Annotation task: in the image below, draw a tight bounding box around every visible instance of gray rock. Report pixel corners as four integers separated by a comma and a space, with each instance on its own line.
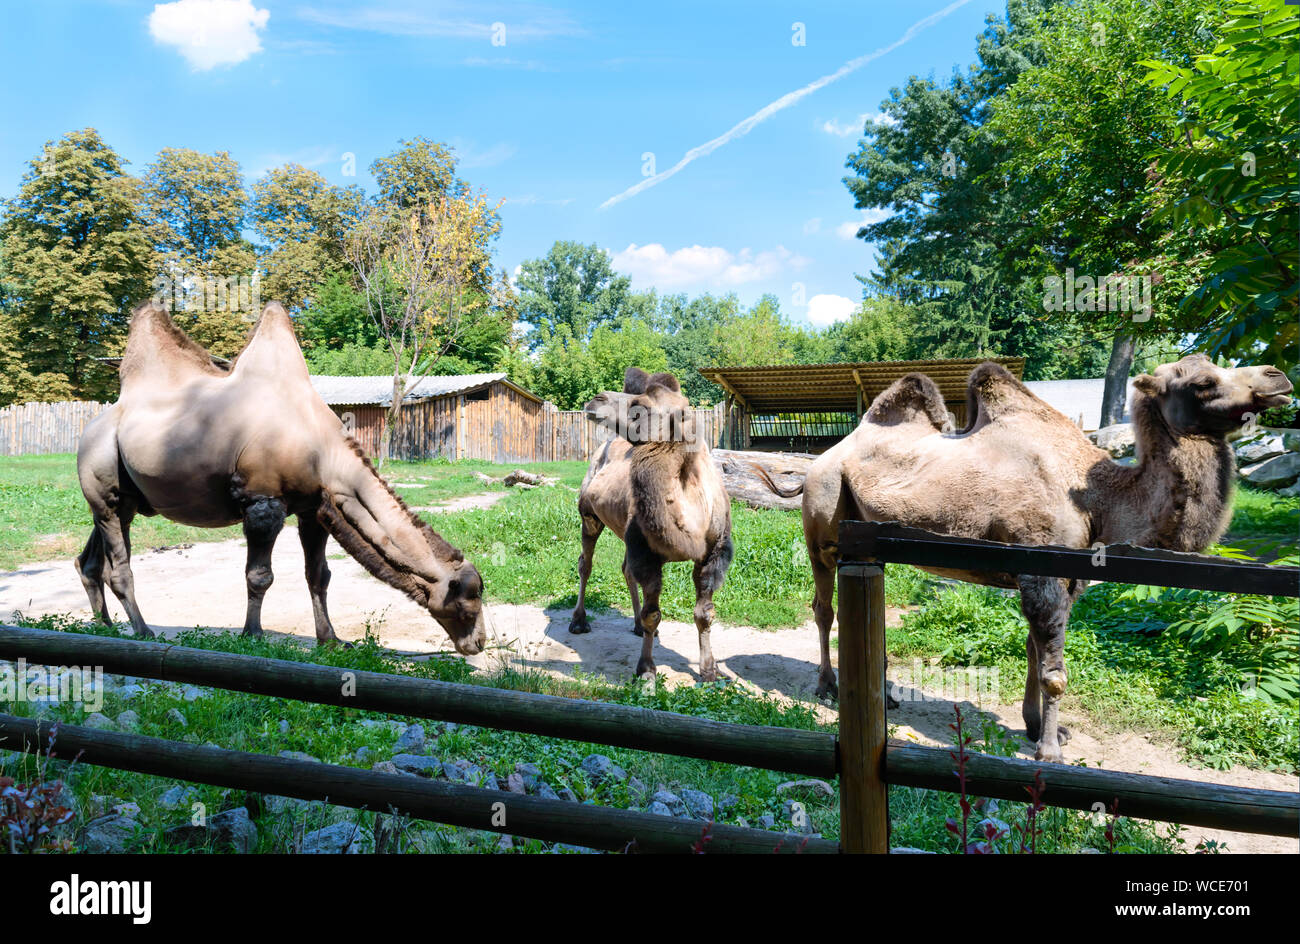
646, 801, 673, 818
391, 754, 442, 776
176, 684, 205, 702
158, 785, 198, 810
357, 719, 405, 733
393, 723, 426, 754
506, 773, 526, 795
1283, 431, 1300, 453
79, 814, 138, 854
775, 779, 835, 799
580, 754, 627, 784
649, 790, 686, 817
535, 782, 560, 801
757, 814, 776, 829
353, 746, 372, 764
975, 816, 1011, 841
719, 794, 739, 814
627, 776, 649, 806
1279, 481, 1300, 498
278, 719, 290, 735
264, 795, 327, 817
166, 807, 257, 853
166, 707, 187, 727
1241, 452, 1300, 488
891, 846, 936, 854
82, 712, 116, 731
1236, 434, 1285, 464
299, 822, 370, 854
680, 789, 714, 820
115, 710, 141, 730
782, 800, 816, 834
370, 761, 400, 775
557, 786, 578, 803
118, 684, 146, 701
1090, 423, 1136, 458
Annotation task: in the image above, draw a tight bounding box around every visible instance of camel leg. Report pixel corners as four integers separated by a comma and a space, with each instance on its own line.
691, 536, 733, 683
625, 521, 663, 681
1018, 575, 1075, 763
241, 497, 285, 638
569, 514, 603, 634
92, 502, 152, 639
75, 529, 111, 626
298, 510, 341, 645
1022, 632, 1042, 742
623, 554, 644, 636
810, 548, 838, 700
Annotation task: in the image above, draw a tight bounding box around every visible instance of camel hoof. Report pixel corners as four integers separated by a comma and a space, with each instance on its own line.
886, 692, 900, 710
1034, 743, 1064, 764
631, 624, 644, 637
816, 680, 839, 702
1057, 725, 1072, 746
568, 616, 591, 634
132, 627, 156, 640
699, 667, 719, 684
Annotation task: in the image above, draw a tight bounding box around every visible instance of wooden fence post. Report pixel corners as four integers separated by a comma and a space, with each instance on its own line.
837, 563, 889, 853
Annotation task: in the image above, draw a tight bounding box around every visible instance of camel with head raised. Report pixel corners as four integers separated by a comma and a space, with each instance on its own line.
74, 301, 487, 654
569, 368, 733, 681
798, 354, 1292, 762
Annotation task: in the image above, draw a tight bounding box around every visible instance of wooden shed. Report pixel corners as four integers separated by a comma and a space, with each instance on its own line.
310, 373, 547, 462
699, 358, 1026, 452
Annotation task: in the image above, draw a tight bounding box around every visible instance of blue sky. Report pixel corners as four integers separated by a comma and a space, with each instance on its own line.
0, 0, 1002, 328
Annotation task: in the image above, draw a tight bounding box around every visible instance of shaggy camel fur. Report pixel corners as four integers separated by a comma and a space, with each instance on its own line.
75, 301, 487, 653
798, 354, 1292, 762
570, 368, 733, 681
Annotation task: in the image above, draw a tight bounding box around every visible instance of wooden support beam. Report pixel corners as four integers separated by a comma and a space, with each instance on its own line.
837, 564, 890, 853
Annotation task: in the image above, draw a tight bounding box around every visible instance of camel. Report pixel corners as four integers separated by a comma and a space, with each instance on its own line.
796, 354, 1292, 762
569, 368, 733, 682
74, 301, 488, 654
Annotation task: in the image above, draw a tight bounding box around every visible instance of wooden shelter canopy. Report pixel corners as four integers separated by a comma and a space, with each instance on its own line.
699, 357, 1026, 414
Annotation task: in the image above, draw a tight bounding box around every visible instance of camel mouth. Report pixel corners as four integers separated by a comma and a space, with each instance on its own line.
1253, 389, 1294, 409
453, 637, 485, 656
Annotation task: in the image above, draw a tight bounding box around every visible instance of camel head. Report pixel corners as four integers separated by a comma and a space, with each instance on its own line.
430, 559, 488, 655
585, 371, 695, 446
1132, 354, 1293, 436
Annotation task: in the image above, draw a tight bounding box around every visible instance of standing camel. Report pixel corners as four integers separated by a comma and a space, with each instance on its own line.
569, 368, 733, 681
75, 301, 487, 654
798, 355, 1292, 762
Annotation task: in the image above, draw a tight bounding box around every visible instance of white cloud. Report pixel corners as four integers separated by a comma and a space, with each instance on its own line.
837, 208, 893, 240
802, 217, 822, 235
806, 294, 858, 327
821, 111, 899, 137
599, 0, 973, 209
611, 243, 807, 291
149, 0, 270, 70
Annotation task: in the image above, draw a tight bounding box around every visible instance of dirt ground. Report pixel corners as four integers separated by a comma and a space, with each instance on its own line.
1, 522, 1295, 855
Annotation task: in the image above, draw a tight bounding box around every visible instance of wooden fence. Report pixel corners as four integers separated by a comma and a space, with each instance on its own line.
1, 399, 724, 464
0, 522, 1296, 853
0, 401, 110, 456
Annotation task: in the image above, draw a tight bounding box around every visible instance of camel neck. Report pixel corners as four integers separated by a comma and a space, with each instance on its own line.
1098, 398, 1234, 552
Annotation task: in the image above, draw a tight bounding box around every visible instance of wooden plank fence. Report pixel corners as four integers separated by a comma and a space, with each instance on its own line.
1, 398, 723, 464
0, 401, 110, 456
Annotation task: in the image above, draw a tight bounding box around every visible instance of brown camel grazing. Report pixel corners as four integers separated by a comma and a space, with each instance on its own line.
797, 354, 1292, 762
74, 301, 487, 654
569, 368, 733, 682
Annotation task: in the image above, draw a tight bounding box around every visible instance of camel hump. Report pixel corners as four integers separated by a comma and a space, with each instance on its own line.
623, 367, 651, 393
962, 361, 1046, 429
119, 301, 226, 392
646, 372, 681, 393
866, 372, 949, 429
229, 301, 310, 381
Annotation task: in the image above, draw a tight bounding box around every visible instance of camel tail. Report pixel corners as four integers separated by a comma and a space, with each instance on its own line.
751, 462, 804, 499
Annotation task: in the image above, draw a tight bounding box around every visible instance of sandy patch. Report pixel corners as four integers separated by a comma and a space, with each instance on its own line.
1, 532, 1293, 854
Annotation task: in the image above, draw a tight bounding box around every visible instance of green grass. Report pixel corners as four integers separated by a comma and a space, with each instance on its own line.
1, 616, 1179, 854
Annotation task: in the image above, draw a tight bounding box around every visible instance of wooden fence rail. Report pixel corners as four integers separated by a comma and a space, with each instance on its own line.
835, 520, 1300, 853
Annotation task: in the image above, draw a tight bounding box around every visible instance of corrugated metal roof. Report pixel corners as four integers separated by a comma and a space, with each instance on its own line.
699, 358, 1025, 413
310, 372, 511, 406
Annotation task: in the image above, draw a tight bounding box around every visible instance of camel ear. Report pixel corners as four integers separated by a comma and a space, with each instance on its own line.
623, 367, 650, 394
1131, 374, 1166, 397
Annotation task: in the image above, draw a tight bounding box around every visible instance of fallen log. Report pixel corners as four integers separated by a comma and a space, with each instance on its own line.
713, 449, 812, 511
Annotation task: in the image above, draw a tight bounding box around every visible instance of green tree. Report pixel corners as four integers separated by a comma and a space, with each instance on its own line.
250, 164, 362, 314
0, 128, 153, 401
1141, 0, 1298, 365
141, 147, 259, 357
516, 241, 631, 346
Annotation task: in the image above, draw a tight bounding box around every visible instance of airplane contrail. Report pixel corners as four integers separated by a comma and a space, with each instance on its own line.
598, 0, 975, 210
